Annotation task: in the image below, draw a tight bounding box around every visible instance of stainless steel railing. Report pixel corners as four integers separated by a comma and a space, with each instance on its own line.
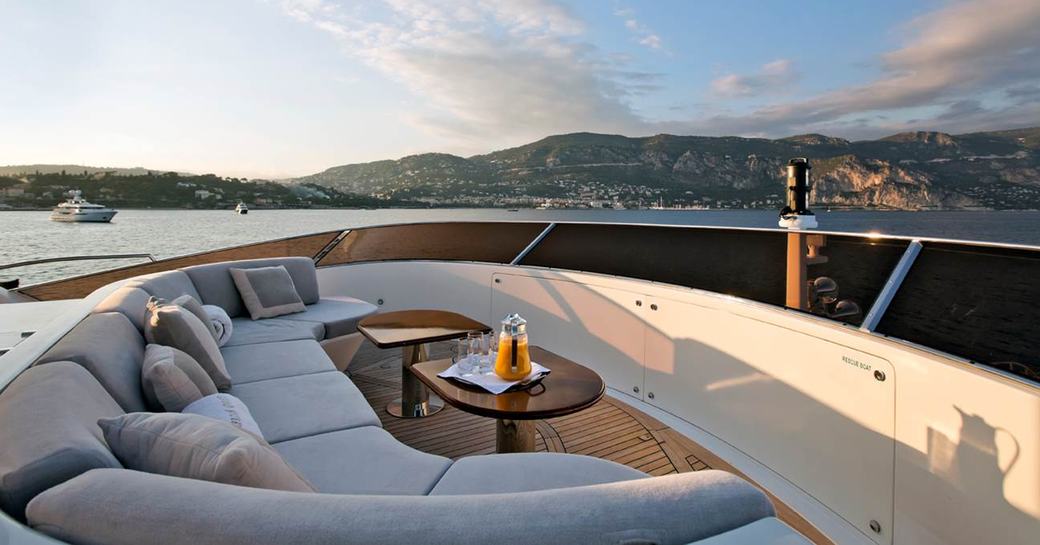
0, 254, 157, 289
0, 253, 157, 272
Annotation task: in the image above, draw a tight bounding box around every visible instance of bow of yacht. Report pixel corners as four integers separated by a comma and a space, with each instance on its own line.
0, 216, 1037, 545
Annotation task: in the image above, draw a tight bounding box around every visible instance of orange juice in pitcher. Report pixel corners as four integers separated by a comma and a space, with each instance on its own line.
494, 313, 531, 380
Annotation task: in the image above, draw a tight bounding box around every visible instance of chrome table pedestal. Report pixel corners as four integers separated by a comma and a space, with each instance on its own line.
356, 309, 491, 420
386, 343, 444, 418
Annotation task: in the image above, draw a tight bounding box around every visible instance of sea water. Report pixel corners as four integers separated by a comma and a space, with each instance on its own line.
2, 209, 1039, 285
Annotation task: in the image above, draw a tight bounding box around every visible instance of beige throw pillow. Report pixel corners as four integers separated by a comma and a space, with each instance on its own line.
229, 266, 306, 320
144, 298, 232, 391
141, 345, 219, 412
171, 294, 220, 342
98, 413, 315, 492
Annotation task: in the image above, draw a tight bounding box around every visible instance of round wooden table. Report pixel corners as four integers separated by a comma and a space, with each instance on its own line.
358, 310, 491, 418
410, 346, 605, 453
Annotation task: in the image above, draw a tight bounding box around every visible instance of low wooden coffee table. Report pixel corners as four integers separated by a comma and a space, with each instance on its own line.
358, 310, 491, 418
410, 346, 605, 453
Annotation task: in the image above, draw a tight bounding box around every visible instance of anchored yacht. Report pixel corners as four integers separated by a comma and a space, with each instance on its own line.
48, 190, 117, 223
0, 165, 1037, 545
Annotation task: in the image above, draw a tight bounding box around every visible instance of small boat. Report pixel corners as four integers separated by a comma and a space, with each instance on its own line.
49, 190, 117, 223
235, 202, 249, 215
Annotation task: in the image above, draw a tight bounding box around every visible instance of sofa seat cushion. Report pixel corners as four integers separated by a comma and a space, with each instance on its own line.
0, 363, 123, 520
224, 317, 323, 346
230, 371, 380, 443
278, 296, 378, 339
221, 340, 335, 385
274, 427, 451, 495
37, 312, 148, 412
429, 453, 645, 495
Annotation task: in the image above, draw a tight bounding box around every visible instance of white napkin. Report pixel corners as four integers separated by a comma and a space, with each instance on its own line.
438, 360, 550, 395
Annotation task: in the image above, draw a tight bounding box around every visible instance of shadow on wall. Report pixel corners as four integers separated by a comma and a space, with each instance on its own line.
900, 408, 1030, 544
482, 271, 1036, 545
349, 262, 1036, 544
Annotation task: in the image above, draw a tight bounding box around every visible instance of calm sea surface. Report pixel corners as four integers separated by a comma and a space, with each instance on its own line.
2, 208, 1040, 285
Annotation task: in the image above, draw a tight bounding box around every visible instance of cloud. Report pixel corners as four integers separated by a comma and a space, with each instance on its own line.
711, 59, 794, 97
685, 0, 1040, 137
616, 9, 664, 52
283, 0, 1040, 149
280, 0, 648, 151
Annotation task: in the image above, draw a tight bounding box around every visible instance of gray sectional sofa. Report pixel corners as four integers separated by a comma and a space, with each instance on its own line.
0, 257, 804, 545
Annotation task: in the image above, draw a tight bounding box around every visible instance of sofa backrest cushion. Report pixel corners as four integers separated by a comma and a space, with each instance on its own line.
36, 312, 148, 412
0, 362, 123, 521
93, 286, 152, 332
127, 271, 203, 303
181, 257, 319, 318
26, 468, 775, 545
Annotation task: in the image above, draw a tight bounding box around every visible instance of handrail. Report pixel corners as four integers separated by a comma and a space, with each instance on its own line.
510, 223, 557, 265
0, 253, 157, 272
860, 240, 923, 332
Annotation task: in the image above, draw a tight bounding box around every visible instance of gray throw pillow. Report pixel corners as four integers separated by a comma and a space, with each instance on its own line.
144, 298, 232, 391
171, 294, 220, 342
141, 345, 219, 412
230, 266, 306, 320
98, 413, 315, 492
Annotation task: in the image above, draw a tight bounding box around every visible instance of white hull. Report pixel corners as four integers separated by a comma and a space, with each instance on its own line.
49, 209, 117, 223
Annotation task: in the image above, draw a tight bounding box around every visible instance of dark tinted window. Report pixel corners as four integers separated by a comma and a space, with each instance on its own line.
317, 222, 548, 266
876, 242, 1040, 382
520, 224, 788, 305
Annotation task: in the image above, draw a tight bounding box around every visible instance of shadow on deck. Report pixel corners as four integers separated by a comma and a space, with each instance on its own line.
349, 340, 830, 544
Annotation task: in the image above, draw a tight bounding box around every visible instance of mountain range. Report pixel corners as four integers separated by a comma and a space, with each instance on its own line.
3, 127, 1039, 210
293, 127, 1040, 210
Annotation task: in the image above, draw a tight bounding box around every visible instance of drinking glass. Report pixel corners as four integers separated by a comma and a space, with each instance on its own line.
455, 338, 476, 376
473, 331, 493, 374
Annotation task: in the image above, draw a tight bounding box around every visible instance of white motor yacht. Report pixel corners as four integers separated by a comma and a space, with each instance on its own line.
235, 202, 249, 214
48, 190, 117, 223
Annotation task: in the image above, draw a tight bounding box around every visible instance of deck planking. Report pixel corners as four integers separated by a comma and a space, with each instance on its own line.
349, 340, 832, 544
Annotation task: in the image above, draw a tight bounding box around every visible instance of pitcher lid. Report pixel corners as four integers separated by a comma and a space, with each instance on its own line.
501, 313, 527, 335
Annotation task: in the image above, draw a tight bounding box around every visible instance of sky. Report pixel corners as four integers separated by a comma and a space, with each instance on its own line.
1, 0, 1038, 178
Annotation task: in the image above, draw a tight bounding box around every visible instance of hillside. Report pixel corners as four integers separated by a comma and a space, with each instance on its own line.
0, 170, 395, 209
0, 164, 193, 177
293, 128, 1040, 210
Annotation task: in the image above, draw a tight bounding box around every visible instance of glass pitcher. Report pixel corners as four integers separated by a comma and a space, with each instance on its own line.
494, 313, 531, 380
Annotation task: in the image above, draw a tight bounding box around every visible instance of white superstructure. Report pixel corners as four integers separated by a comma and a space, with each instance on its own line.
48, 191, 117, 223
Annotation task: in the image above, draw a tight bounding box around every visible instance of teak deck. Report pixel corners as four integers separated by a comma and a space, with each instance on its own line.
350, 340, 831, 545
